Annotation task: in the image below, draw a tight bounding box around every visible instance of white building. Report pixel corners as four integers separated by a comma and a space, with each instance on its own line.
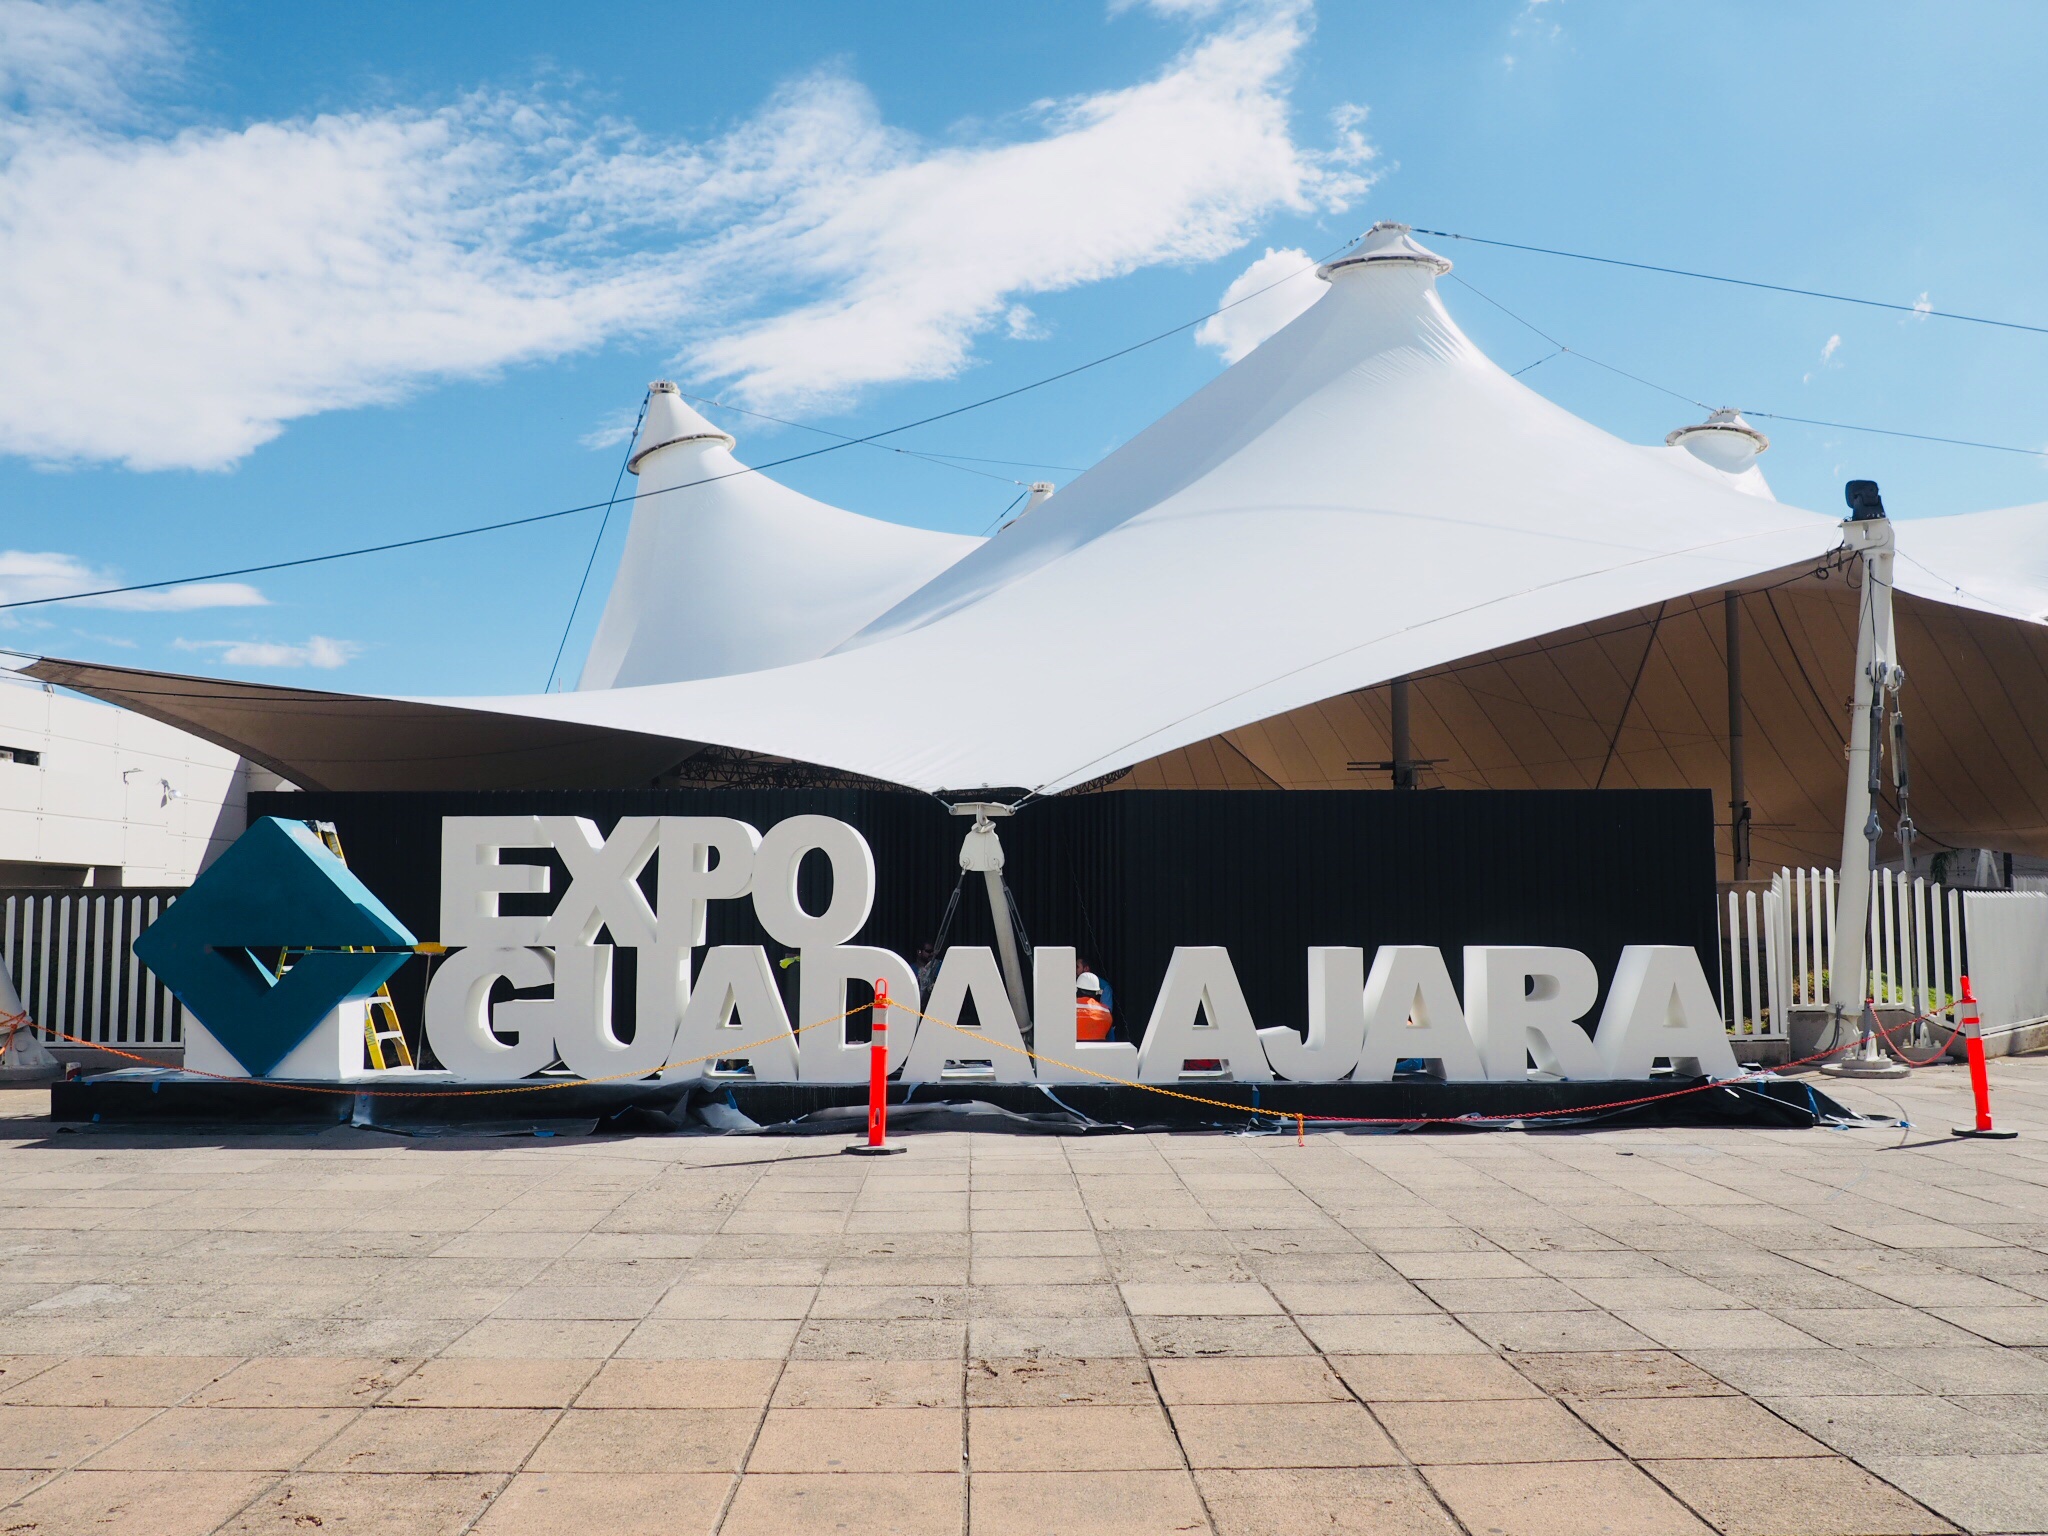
0, 667, 252, 887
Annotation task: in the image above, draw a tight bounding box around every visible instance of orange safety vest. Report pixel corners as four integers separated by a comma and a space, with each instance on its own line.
1076, 995, 1114, 1042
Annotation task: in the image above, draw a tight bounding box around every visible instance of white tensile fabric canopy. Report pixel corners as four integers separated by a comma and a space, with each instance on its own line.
577, 386, 983, 689
1892, 500, 2048, 624
435, 225, 1852, 792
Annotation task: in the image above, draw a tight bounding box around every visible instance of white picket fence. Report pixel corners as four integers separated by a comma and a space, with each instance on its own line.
1718, 867, 1965, 1040
1, 890, 185, 1049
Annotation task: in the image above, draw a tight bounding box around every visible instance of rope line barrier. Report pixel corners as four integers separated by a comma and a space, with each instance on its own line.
16, 994, 1978, 1126
885, 999, 1930, 1127
0, 1008, 32, 1061
1870, 1007, 1967, 1066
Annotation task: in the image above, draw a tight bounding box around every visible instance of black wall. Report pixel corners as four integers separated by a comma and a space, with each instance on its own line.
251, 788, 1717, 1048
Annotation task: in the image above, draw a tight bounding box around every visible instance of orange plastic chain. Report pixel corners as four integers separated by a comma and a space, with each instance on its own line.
884, 996, 1910, 1128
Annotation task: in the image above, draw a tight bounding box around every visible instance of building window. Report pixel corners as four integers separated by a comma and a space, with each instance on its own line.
0, 746, 41, 766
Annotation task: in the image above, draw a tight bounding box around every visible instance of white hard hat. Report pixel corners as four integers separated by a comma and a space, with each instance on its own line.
1076, 972, 1103, 995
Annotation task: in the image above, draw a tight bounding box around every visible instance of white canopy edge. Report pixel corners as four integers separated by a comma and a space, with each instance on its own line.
1893, 501, 2048, 624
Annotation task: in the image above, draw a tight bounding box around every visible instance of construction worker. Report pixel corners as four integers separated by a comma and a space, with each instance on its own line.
1075, 972, 1114, 1042
1076, 956, 1115, 1015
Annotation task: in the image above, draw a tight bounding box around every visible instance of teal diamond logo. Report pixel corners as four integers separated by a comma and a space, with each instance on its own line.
134, 818, 416, 1077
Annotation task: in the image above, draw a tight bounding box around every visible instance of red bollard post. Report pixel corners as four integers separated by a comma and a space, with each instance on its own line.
1951, 974, 2016, 1141
845, 978, 906, 1156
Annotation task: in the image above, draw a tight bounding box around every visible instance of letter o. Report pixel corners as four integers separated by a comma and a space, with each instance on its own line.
751, 816, 875, 948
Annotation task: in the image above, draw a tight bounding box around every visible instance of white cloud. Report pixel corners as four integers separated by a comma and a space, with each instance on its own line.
0, 0, 1369, 467
1326, 101, 1376, 170
0, 0, 171, 118
174, 635, 359, 668
579, 407, 642, 452
1504, 0, 1563, 66
1004, 304, 1046, 341
0, 550, 266, 611
0, 90, 669, 470
690, 8, 1369, 412
1194, 246, 1323, 362
1110, 0, 1240, 16
1803, 332, 1843, 384
95, 581, 266, 611
1911, 291, 1932, 321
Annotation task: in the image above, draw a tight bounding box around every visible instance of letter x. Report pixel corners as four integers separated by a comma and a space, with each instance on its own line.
537, 817, 660, 949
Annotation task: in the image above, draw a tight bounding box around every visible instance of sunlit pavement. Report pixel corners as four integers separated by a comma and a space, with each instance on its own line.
1, 1058, 2045, 1535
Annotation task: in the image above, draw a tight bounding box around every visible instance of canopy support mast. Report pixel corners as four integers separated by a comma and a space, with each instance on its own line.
1391, 679, 1416, 790
1726, 591, 1751, 883
1824, 482, 1908, 1079
952, 804, 1034, 1043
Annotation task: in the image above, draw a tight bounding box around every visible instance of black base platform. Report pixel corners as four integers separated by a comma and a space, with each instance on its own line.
50, 1070, 1859, 1133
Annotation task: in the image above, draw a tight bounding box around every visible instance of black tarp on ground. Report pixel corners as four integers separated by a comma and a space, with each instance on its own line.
52, 1070, 1857, 1133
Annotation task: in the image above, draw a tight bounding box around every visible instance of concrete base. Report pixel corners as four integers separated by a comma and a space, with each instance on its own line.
1728, 1037, 1791, 1068
1981, 1017, 2048, 1059
1822, 1056, 1912, 1080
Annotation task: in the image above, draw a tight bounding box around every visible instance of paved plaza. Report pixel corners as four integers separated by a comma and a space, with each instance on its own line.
2, 1059, 2046, 1535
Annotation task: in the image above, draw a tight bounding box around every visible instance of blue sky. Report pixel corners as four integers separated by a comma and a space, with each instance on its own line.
3, 0, 2044, 695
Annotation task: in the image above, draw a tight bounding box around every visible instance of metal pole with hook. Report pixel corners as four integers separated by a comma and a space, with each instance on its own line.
1824, 481, 1909, 1080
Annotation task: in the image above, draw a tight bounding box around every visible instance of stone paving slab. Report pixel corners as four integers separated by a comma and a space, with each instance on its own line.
0, 1055, 2045, 1533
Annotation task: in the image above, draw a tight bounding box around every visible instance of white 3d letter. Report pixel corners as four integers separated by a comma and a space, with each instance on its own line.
1258, 948, 1367, 1082
658, 818, 761, 948
1354, 946, 1485, 1082
1135, 947, 1272, 1083
900, 947, 1035, 1083
753, 816, 876, 949
1031, 945, 1139, 1085
538, 817, 661, 949
1593, 946, 1740, 1080
424, 945, 557, 1080
1464, 946, 1605, 1081
669, 946, 798, 1081
549, 941, 684, 1081
439, 817, 551, 947
797, 945, 920, 1082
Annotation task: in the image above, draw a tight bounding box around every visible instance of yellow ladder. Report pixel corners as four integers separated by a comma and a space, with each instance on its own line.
310, 821, 414, 1071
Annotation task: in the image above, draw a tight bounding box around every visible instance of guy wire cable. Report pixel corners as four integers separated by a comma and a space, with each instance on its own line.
1448, 273, 2048, 458
1415, 228, 2048, 337
672, 390, 1082, 484
545, 388, 647, 693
